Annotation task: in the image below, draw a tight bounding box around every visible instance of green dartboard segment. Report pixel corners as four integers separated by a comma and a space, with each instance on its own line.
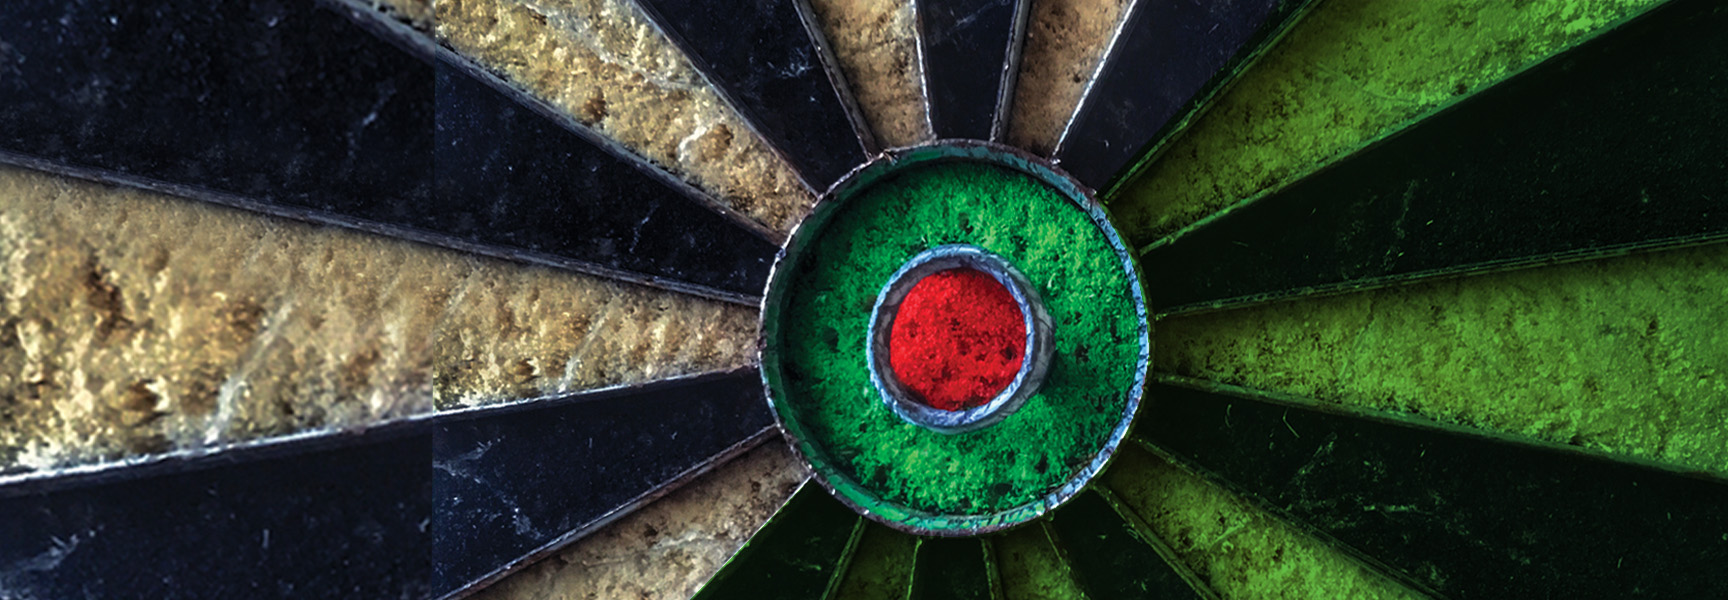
760, 142, 1150, 536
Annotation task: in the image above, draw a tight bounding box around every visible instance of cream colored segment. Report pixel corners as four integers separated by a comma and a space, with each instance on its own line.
808, 0, 932, 148
1155, 243, 1728, 477
470, 441, 810, 600
0, 167, 449, 470
0, 165, 757, 471
1008, 0, 1133, 156
1110, 0, 1663, 245
431, 258, 757, 410
1104, 445, 1429, 600
435, 0, 814, 237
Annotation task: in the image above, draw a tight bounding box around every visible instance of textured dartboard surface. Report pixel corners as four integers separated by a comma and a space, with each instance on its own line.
0, 0, 1724, 599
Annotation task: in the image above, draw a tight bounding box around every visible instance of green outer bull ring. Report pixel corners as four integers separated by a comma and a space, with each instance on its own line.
758, 140, 1151, 536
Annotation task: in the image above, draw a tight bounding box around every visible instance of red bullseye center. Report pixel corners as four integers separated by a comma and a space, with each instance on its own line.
888, 268, 1027, 411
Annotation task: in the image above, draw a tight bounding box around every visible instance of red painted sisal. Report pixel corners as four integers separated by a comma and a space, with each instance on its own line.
888, 268, 1027, 411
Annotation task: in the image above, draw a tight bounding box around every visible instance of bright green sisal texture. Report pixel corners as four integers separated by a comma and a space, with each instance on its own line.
779, 161, 1140, 515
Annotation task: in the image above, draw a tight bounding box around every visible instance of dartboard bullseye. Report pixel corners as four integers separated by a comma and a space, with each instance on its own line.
760, 141, 1150, 536
867, 243, 1052, 434
2, 0, 1723, 596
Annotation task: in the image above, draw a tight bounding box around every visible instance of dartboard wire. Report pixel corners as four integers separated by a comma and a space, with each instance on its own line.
991, 0, 1034, 144
1079, 0, 1318, 200
1131, 0, 1690, 259
907, 0, 939, 145
905, 535, 1000, 599
1088, 484, 1222, 600
625, 0, 872, 195
1130, 6, 1726, 319
0, 1, 775, 309
791, 0, 882, 155
911, 0, 1032, 143
1145, 235, 1728, 321
817, 512, 871, 599
1032, 520, 1092, 600
1121, 436, 1446, 600
0, 366, 771, 493
0, 404, 432, 494
0, 147, 760, 311
328, 0, 788, 248
428, 365, 758, 421
980, 535, 1007, 600
318, 0, 438, 63
442, 426, 785, 600
1045, 0, 1139, 162
1150, 373, 1728, 485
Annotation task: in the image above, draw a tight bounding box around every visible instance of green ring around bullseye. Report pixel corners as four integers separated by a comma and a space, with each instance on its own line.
759, 141, 1150, 536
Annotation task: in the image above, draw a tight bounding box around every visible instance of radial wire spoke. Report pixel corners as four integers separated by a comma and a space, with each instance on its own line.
0, 422, 434, 599
1045, 489, 1214, 600
691, 482, 864, 600
917, 0, 1031, 141
433, 369, 775, 597
909, 537, 1001, 600
1137, 381, 1728, 599
631, 0, 871, 189
829, 522, 920, 600
992, 522, 1088, 600
0, 0, 771, 305
1054, 0, 1311, 190
434, 56, 778, 297
1143, 0, 1728, 316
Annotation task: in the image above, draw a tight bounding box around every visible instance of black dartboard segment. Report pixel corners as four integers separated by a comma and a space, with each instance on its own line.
1144, 0, 1728, 316
1048, 491, 1209, 600
431, 371, 774, 595
633, 0, 869, 189
0, 426, 434, 600
918, 0, 1029, 141
0, 0, 771, 302
0, 0, 432, 236
1140, 381, 1728, 599
691, 483, 860, 600
1057, 0, 1307, 190
435, 59, 777, 298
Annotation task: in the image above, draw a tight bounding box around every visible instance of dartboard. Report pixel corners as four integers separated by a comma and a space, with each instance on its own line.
1, 0, 1724, 598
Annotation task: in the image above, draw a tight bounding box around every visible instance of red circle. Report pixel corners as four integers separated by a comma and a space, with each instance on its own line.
888, 268, 1027, 411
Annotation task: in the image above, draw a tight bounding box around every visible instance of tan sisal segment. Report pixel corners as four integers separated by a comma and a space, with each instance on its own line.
1007, 0, 1133, 156
1155, 243, 1728, 477
808, 0, 932, 149
435, 0, 814, 237
0, 165, 756, 472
